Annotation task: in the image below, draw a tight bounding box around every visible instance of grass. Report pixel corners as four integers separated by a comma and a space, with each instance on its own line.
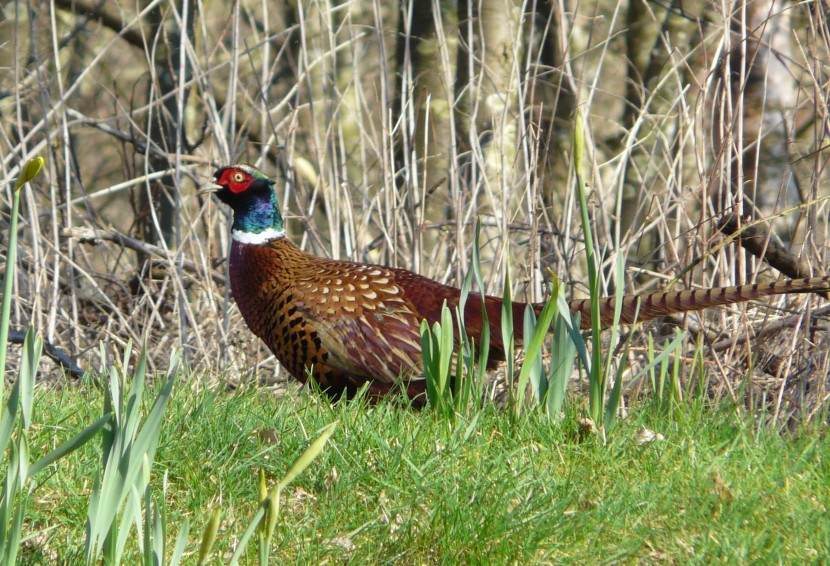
18, 379, 829, 564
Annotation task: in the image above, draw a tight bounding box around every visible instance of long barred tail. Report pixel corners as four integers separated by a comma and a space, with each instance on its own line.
567, 276, 830, 330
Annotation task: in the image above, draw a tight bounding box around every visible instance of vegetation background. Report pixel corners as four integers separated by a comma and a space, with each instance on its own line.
1, 0, 829, 562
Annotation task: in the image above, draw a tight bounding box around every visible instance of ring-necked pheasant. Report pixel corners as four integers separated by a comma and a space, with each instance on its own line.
205, 164, 830, 401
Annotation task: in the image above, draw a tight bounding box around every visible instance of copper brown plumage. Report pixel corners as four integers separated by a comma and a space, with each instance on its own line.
228, 235, 525, 399
206, 164, 830, 402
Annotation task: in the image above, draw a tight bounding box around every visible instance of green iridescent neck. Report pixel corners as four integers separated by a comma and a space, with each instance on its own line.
231, 188, 285, 243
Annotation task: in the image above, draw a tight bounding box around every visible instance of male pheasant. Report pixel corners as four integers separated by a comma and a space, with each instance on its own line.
206, 164, 830, 401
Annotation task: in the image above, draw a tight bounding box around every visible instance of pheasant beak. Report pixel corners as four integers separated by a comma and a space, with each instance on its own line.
199, 182, 223, 195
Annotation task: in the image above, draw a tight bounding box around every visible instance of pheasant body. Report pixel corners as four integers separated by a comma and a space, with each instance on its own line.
229, 236, 524, 399
208, 164, 830, 402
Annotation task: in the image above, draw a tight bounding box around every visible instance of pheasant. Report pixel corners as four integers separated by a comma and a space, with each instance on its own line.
205, 164, 830, 401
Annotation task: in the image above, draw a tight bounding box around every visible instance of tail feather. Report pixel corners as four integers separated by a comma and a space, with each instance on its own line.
567, 276, 830, 330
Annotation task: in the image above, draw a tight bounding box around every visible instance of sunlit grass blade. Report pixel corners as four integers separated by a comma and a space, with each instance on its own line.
476, 321, 490, 399
573, 112, 605, 426
671, 335, 683, 404
140, 481, 151, 566
257, 468, 267, 524
116, 463, 145, 564
452, 338, 467, 413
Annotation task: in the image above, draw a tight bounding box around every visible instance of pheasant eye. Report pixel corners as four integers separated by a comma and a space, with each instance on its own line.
232, 172, 246, 183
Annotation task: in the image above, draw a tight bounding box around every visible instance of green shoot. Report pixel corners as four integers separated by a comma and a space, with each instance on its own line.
229, 421, 337, 565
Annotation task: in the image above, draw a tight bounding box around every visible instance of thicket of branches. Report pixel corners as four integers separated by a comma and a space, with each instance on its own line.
1, 0, 828, 421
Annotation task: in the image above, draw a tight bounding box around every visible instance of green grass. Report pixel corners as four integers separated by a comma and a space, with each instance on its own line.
16, 379, 829, 564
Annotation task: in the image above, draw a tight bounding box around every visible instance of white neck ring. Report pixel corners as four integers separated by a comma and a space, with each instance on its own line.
231, 227, 285, 244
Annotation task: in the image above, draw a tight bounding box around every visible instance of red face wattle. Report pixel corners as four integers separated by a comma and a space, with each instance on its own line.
216, 168, 254, 194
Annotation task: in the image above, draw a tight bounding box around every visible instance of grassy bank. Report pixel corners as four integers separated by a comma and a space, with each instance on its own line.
19, 379, 828, 564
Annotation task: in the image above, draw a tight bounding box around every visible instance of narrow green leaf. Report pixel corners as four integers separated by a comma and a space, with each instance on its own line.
169, 517, 190, 566
671, 333, 683, 403
517, 296, 558, 412
0, 187, 21, 394
5, 494, 25, 566
258, 469, 267, 506
459, 257, 474, 328
16, 435, 29, 494
522, 307, 538, 408
470, 219, 491, 403
573, 112, 603, 424
547, 309, 576, 417
600, 254, 628, 413
197, 508, 221, 566
115, 480, 142, 564
228, 505, 266, 566
86, 348, 176, 562
604, 333, 633, 432
628, 331, 687, 387
476, 317, 490, 391
151, 502, 164, 566
573, 113, 584, 178
266, 488, 279, 538
647, 333, 657, 397
470, 219, 486, 294
1, 442, 22, 561
501, 255, 515, 409
278, 422, 337, 489
142, 483, 152, 566
19, 329, 42, 430
28, 414, 112, 479
0, 365, 22, 459
0, 156, 43, 397
437, 303, 453, 398
421, 320, 440, 406
501, 257, 514, 351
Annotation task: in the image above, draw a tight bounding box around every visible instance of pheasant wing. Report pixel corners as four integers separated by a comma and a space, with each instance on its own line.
291, 264, 427, 384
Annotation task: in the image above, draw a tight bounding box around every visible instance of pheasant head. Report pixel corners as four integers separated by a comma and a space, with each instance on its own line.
209, 164, 284, 244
